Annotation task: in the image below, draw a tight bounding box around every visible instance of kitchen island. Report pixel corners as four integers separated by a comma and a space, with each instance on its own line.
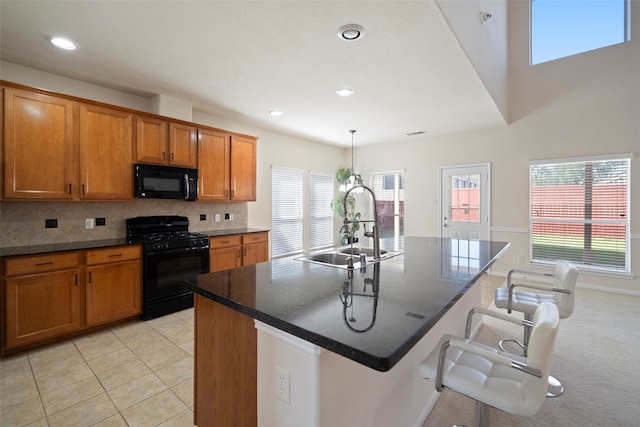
184, 237, 509, 427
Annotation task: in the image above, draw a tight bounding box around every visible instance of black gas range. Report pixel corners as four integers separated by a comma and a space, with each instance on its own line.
127, 216, 210, 320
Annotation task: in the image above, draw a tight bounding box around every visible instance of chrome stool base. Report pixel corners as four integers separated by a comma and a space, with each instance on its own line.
546, 375, 564, 398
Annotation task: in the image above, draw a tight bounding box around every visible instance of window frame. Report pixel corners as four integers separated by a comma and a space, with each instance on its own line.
529, 153, 632, 274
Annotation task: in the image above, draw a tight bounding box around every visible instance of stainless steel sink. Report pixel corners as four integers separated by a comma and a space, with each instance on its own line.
295, 248, 403, 269
303, 252, 355, 266
338, 247, 387, 257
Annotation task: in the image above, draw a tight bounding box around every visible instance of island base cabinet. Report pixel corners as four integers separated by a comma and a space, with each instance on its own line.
194, 294, 257, 427
5, 270, 82, 349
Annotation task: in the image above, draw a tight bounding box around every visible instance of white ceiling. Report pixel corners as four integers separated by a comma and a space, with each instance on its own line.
0, 1, 506, 147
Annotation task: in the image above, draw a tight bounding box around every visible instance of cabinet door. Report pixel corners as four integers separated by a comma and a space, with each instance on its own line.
86, 260, 141, 326
169, 122, 198, 168
198, 129, 231, 201
242, 242, 268, 266
230, 135, 256, 201
79, 104, 133, 200
135, 115, 168, 165
210, 246, 242, 272
5, 270, 82, 348
3, 87, 75, 199
241, 232, 269, 266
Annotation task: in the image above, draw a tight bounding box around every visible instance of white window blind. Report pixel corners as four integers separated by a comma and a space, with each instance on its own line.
530, 155, 630, 272
272, 166, 303, 258
310, 172, 334, 250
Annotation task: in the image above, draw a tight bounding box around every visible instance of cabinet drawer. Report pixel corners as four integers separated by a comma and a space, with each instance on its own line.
210, 235, 242, 249
242, 232, 268, 245
86, 245, 141, 266
4, 252, 79, 277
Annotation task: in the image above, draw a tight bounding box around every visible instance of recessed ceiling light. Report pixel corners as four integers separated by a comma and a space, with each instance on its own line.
269, 110, 283, 116
336, 88, 354, 97
337, 24, 365, 41
50, 37, 77, 50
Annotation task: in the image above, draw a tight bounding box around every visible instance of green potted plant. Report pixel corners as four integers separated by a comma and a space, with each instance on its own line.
331, 167, 364, 245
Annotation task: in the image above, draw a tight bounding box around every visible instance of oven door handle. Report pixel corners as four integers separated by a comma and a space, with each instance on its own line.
146, 245, 210, 257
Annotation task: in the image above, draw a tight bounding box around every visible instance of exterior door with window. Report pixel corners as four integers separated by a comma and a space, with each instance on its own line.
440, 164, 490, 240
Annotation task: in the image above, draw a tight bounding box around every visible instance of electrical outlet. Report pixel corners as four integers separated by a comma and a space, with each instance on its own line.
229, 213, 234, 221
276, 367, 290, 404
95, 217, 106, 226
224, 213, 230, 220
200, 214, 206, 221
85, 218, 94, 229
215, 214, 221, 223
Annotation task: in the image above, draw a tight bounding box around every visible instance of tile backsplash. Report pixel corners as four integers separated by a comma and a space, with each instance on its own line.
0, 199, 248, 248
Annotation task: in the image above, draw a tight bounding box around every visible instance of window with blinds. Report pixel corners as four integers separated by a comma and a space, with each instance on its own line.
310, 172, 334, 250
371, 170, 405, 252
529, 154, 631, 272
272, 166, 304, 258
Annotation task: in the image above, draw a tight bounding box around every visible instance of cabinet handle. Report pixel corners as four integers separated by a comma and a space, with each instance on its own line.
74, 274, 79, 286
36, 262, 54, 267
224, 190, 229, 197
162, 151, 166, 160
231, 190, 235, 198
237, 250, 241, 258
108, 253, 123, 258
69, 184, 72, 194
88, 272, 92, 283
82, 184, 85, 195
243, 248, 247, 256
171, 153, 175, 162
221, 240, 230, 244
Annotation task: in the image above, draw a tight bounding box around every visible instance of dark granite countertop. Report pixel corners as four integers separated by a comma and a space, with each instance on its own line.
183, 237, 509, 372
0, 228, 269, 258
0, 238, 133, 258
202, 228, 268, 237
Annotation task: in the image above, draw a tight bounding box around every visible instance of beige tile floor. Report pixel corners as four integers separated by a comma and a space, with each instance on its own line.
0, 308, 196, 427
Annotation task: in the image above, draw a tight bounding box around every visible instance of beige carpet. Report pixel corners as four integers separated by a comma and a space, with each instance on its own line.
422, 275, 640, 427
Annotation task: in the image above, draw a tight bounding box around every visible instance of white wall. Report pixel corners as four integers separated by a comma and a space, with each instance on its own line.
356, 2, 640, 294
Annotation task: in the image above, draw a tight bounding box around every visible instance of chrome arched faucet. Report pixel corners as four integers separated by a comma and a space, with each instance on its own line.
342, 184, 381, 261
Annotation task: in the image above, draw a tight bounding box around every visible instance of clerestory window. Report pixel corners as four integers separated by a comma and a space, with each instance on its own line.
531, 0, 631, 65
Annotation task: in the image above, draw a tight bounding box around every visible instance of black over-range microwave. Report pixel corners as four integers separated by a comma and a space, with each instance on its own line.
134, 163, 198, 201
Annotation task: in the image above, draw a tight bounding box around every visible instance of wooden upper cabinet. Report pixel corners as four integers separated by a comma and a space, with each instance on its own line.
3, 87, 75, 199
230, 135, 257, 201
198, 128, 231, 201
134, 118, 197, 168
169, 122, 198, 168
79, 104, 133, 200
134, 115, 169, 165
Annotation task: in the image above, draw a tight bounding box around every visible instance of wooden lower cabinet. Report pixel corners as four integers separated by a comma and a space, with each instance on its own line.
86, 246, 142, 326
210, 232, 269, 273
5, 269, 82, 349
194, 293, 257, 427
209, 235, 242, 273
2, 245, 142, 355
242, 232, 268, 266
